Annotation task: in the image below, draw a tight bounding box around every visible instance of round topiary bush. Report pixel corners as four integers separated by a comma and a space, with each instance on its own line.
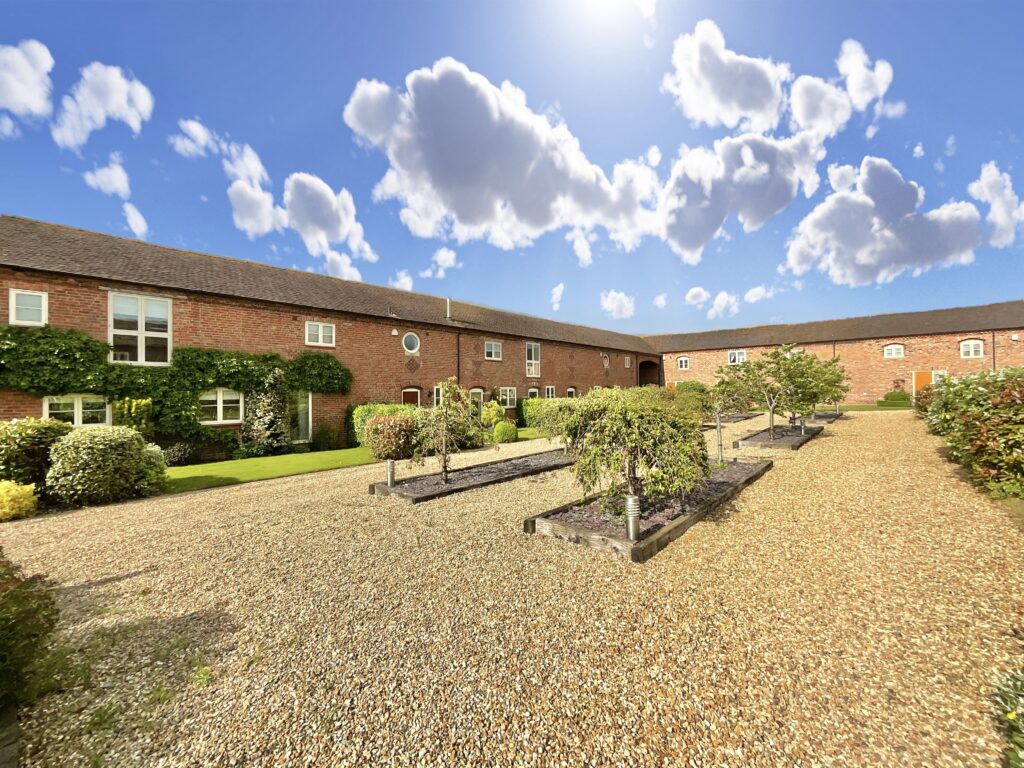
364, 414, 418, 460
46, 427, 167, 506
0, 481, 38, 523
492, 420, 518, 444
0, 418, 73, 498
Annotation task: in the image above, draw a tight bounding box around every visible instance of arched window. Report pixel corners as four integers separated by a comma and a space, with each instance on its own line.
960, 339, 984, 358
883, 344, 904, 359
566, 387, 576, 398
677, 356, 689, 370
527, 388, 539, 399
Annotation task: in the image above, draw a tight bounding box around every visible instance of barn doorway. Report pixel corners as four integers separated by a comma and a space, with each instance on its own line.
638, 359, 661, 387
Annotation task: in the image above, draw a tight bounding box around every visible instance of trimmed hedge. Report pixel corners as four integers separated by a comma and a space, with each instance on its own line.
348, 403, 417, 446
46, 427, 168, 506
0, 418, 73, 500
364, 414, 418, 460
492, 420, 519, 443
876, 390, 912, 407
674, 381, 709, 393
0, 548, 58, 705
519, 397, 571, 428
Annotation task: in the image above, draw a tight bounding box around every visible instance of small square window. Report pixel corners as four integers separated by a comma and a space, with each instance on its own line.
527, 388, 539, 399
9, 289, 48, 326
198, 388, 245, 425
499, 387, 517, 408
677, 357, 689, 371
960, 340, 984, 359
727, 350, 747, 365
44, 394, 109, 428
544, 386, 556, 398
108, 293, 172, 366
883, 344, 904, 359
484, 341, 503, 360
305, 321, 336, 347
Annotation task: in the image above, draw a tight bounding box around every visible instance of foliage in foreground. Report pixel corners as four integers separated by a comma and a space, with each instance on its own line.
0, 481, 38, 522
0, 418, 73, 501
492, 420, 518, 443
543, 387, 708, 500
364, 414, 418, 460
995, 667, 1024, 768
348, 403, 418, 446
413, 378, 489, 483
0, 548, 58, 706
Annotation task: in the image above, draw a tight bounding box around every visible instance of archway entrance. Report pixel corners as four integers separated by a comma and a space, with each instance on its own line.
638, 359, 661, 387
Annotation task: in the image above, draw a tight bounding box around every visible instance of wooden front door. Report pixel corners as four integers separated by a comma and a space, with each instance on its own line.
912, 371, 932, 395
402, 389, 420, 406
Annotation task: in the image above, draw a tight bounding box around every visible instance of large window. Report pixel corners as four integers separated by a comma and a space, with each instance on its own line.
199, 388, 243, 425
526, 342, 540, 377
960, 339, 984, 359
109, 293, 171, 365
544, 386, 555, 398
44, 394, 109, 428
484, 341, 502, 360
9, 289, 47, 326
883, 344, 904, 359
499, 387, 517, 408
288, 391, 311, 442
677, 356, 689, 371
727, 350, 747, 365
305, 321, 335, 347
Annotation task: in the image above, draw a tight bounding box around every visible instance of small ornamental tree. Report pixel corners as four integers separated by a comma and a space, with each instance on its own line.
414, 377, 488, 483
544, 387, 708, 501
813, 356, 851, 414
716, 353, 787, 440
708, 377, 756, 462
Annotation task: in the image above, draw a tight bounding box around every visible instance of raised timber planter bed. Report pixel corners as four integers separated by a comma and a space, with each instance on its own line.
523, 460, 772, 563
733, 425, 823, 451
370, 449, 572, 504
809, 411, 842, 423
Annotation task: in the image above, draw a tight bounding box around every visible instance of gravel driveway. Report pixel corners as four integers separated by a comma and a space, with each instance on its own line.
4, 412, 1023, 766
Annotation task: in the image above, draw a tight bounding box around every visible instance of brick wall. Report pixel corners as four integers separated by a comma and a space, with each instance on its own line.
662, 331, 1024, 403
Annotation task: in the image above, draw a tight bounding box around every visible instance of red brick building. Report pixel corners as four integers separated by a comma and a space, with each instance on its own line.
1, 215, 1021, 438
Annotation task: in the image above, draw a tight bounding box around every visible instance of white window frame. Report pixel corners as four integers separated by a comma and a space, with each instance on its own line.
499, 387, 517, 409
433, 384, 443, 406
469, 388, 484, 418
402, 331, 421, 355
527, 387, 539, 399
883, 344, 905, 359
8, 289, 48, 327
43, 394, 110, 428
198, 388, 244, 426
601, 353, 610, 369
960, 339, 984, 359
544, 386, 556, 398
108, 292, 172, 366
305, 321, 335, 347
401, 387, 421, 407
484, 340, 503, 361
288, 391, 313, 443
624, 355, 631, 369
566, 387, 576, 398
677, 356, 689, 371
526, 342, 540, 378
727, 349, 747, 365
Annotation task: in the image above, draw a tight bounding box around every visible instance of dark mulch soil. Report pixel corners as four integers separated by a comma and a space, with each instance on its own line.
548, 461, 768, 538
734, 425, 823, 449
374, 450, 572, 502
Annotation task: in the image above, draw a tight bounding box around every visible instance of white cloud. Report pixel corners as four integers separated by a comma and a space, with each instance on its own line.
343, 57, 660, 257
83, 152, 130, 199
707, 290, 739, 319
419, 246, 460, 278
646, 145, 662, 168
325, 250, 362, 282
566, 228, 595, 267
550, 282, 565, 311
122, 202, 148, 240
786, 156, 983, 286
633, 0, 656, 22
661, 19, 791, 134
0, 40, 54, 135
933, 157, 945, 174
912, 142, 924, 159
744, 284, 776, 303
789, 75, 852, 138
168, 118, 218, 157
600, 289, 635, 320
389, 269, 413, 291
968, 161, 1024, 248
945, 135, 957, 157
652, 292, 668, 309
865, 99, 906, 139
52, 62, 153, 150
283, 172, 376, 261
227, 179, 286, 239
684, 286, 710, 306
836, 40, 893, 111
827, 162, 858, 193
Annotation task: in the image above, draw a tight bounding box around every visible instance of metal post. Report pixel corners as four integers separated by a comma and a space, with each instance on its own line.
386, 459, 396, 488
625, 494, 641, 542
800, 417, 806, 436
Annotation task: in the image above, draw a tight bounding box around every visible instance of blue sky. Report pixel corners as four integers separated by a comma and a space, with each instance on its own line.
1, 0, 1022, 334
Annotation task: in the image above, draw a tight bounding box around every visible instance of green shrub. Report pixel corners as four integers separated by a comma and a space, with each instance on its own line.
311, 423, 343, 451
161, 441, 199, 467
674, 381, 709, 394
480, 400, 506, 429
0, 481, 38, 522
0, 418, 73, 499
995, 668, 1024, 768
913, 384, 934, 416
45, 427, 167, 506
284, 351, 352, 394
349, 403, 417, 446
364, 414, 418, 460
876, 390, 912, 407
239, 368, 290, 458
111, 397, 155, 438
492, 420, 518, 443
0, 548, 59, 706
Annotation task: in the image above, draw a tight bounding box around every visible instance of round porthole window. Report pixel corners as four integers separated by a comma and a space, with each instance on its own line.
402, 332, 421, 354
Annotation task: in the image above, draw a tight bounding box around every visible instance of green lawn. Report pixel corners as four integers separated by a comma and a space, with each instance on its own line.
839, 404, 913, 411
165, 446, 377, 494
517, 427, 551, 441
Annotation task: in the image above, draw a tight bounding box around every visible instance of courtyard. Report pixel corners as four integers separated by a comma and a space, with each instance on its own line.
3, 410, 1023, 766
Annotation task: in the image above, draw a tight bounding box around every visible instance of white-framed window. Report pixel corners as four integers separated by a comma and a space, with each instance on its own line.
288, 391, 312, 442
484, 340, 503, 361
198, 388, 244, 425
469, 388, 484, 418
601, 353, 610, 368
786, 348, 805, 358
544, 386, 556, 398
109, 292, 171, 365
566, 387, 576, 398
8, 289, 47, 326
624, 356, 631, 369
44, 394, 109, 428
727, 350, 747, 365
933, 370, 948, 384
401, 387, 421, 406
527, 387, 539, 399
526, 342, 540, 377
883, 344, 904, 359
960, 339, 984, 358
592, 385, 603, 391
433, 384, 443, 406
499, 387, 517, 408
402, 331, 421, 355
305, 321, 335, 347
677, 356, 689, 371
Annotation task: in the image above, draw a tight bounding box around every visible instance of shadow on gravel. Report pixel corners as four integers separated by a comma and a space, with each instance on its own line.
55, 565, 160, 599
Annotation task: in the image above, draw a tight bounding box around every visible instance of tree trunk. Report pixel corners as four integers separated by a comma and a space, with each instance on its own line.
768, 407, 775, 440
716, 412, 724, 463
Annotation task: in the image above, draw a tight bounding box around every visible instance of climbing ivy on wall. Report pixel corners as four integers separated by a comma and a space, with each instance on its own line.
0, 325, 352, 444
